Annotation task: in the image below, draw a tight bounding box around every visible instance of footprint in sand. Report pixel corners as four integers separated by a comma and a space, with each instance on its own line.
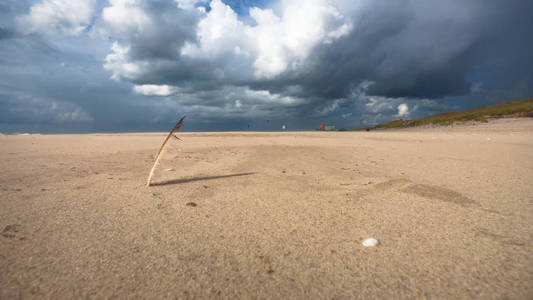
2, 224, 25, 240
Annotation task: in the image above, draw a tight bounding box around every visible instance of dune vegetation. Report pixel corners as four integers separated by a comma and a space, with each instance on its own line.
369, 98, 533, 130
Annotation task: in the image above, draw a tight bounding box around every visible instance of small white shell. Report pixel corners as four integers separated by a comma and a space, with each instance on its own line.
362, 238, 379, 247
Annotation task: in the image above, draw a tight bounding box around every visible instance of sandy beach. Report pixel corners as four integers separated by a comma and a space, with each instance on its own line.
1, 118, 532, 299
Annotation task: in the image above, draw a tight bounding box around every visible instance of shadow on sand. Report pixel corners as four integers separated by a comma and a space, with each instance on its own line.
151, 172, 257, 186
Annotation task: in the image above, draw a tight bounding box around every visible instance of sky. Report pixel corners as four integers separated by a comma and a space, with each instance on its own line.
0, 0, 532, 132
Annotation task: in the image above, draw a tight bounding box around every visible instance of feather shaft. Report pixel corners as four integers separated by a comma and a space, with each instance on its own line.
146, 115, 186, 186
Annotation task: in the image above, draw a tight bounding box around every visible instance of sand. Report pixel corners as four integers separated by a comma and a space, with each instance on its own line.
1, 118, 532, 299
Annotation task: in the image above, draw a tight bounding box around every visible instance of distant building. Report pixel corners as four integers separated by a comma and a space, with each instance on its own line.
317, 124, 335, 131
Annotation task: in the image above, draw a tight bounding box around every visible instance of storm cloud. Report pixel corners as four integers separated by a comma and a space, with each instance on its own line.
1, 0, 532, 132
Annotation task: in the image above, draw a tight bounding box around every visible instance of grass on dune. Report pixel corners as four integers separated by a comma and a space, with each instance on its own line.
370, 98, 533, 130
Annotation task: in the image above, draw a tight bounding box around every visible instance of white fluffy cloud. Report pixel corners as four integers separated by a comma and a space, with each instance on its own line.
396, 103, 410, 117
187, 0, 353, 78
103, 0, 353, 82
176, 0, 207, 10
133, 84, 177, 96
103, 42, 143, 81
15, 0, 96, 36
100, 0, 150, 35
244, 89, 305, 106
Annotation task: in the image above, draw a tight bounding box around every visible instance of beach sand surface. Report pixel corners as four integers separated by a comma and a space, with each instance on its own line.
1, 118, 532, 299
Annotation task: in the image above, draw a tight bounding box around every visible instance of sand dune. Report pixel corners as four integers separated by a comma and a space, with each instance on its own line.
1, 119, 532, 299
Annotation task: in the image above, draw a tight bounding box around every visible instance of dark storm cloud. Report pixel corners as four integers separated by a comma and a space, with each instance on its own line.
0, 27, 15, 40
281, 0, 533, 102
244, 0, 533, 127
110, 1, 198, 61
1, 0, 532, 133
107, 0, 532, 114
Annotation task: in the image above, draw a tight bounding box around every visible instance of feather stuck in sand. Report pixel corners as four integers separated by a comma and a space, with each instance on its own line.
146, 115, 186, 186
